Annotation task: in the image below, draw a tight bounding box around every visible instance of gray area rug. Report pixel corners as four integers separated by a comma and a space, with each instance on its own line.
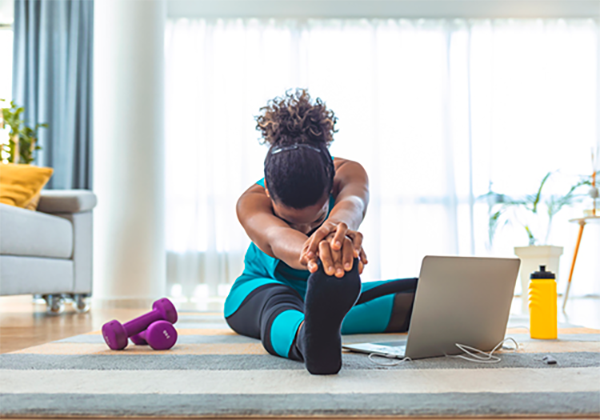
1, 313, 599, 417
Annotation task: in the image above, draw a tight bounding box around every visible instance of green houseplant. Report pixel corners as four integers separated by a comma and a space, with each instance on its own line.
481, 171, 591, 312
0, 99, 47, 164
483, 171, 591, 247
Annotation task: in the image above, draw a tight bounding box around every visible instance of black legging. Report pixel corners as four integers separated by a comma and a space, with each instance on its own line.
225, 276, 418, 360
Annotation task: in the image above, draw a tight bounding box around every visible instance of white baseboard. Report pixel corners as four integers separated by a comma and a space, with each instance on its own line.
91, 297, 157, 309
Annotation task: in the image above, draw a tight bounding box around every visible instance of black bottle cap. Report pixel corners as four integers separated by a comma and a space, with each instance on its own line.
530, 265, 555, 279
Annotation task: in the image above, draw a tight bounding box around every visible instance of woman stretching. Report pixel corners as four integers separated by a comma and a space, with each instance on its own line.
224, 89, 418, 375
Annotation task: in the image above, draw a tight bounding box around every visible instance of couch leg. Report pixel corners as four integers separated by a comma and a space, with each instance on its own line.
73, 294, 91, 313
32, 294, 47, 304
43, 294, 66, 314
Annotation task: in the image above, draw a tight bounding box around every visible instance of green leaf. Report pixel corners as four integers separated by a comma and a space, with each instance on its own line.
525, 225, 536, 246
488, 209, 506, 246
532, 171, 552, 213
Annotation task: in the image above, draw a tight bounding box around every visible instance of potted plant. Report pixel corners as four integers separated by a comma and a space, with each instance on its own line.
0, 99, 47, 164
482, 171, 591, 313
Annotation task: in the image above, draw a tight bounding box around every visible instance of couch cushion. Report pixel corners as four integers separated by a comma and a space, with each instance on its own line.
0, 203, 73, 259
0, 255, 74, 296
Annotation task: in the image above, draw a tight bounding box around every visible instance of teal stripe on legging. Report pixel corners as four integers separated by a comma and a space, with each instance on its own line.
341, 294, 394, 335
224, 278, 283, 318
271, 310, 305, 358
360, 279, 394, 292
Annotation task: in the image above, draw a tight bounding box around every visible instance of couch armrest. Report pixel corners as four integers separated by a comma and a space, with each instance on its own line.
37, 190, 98, 214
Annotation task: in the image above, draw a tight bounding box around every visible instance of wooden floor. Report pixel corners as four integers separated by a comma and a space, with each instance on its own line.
1, 294, 599, 420
0, 296, 151, 354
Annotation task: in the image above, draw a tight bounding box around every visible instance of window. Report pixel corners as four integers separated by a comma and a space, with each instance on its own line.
165, 18, 599, 301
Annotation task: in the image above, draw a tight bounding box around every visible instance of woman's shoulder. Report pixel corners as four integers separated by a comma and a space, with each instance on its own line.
333, 156, 364, 172
333, 156, 345, 169
332, 157, 368, 196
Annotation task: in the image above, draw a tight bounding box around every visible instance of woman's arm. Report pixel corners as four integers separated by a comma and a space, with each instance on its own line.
301, 158, 370, 275
237, 158, 369, 273
329, 158, 370, 231
236, 184, 309, 270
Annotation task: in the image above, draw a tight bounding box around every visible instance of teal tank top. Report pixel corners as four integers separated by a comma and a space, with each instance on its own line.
237, 177, 336, 298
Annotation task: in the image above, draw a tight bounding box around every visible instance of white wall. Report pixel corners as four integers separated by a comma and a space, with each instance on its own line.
93, 0, 167, 307
167, 0, 600, 19
0, 0, 13, 25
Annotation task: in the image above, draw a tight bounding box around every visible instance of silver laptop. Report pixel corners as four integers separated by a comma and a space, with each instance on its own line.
342, 255, 520, 360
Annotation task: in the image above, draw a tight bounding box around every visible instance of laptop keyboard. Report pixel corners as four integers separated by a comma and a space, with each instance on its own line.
369, 343, 406, 357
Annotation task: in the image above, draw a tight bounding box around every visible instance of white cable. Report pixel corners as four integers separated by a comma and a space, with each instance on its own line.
446, 337, 519, 364
368, 352, 412, 366
506, 325, 530, 351
365, 336, 521, 366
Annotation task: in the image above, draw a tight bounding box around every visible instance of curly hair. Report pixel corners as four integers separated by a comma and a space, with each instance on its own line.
257, 89, 337, 209
256, 89, 337, 146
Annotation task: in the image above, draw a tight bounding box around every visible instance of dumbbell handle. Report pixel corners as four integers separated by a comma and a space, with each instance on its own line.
122, 310, 163, 337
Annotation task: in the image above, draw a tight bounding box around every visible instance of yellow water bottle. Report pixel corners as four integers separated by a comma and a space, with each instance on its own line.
528, 265, 557, 339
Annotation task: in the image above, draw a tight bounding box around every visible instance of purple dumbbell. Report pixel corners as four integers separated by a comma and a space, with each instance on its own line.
102, 298, 178, 350
130, 320, 178, 350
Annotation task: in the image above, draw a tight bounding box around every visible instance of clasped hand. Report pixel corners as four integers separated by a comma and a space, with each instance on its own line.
299, 221, 368, 278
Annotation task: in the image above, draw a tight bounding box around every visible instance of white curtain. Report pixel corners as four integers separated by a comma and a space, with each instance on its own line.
165, 18, 600, 304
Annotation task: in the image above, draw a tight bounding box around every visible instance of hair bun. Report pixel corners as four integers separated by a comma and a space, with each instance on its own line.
256, 89, 337, 146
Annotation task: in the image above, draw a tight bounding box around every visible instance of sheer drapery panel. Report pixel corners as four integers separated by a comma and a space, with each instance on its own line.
165, 18, 599, 302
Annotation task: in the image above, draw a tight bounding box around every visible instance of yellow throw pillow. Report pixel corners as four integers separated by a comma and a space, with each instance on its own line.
0, 163, 54, 210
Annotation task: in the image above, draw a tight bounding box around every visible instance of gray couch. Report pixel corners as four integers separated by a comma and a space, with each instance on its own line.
0, 190, 97, 313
